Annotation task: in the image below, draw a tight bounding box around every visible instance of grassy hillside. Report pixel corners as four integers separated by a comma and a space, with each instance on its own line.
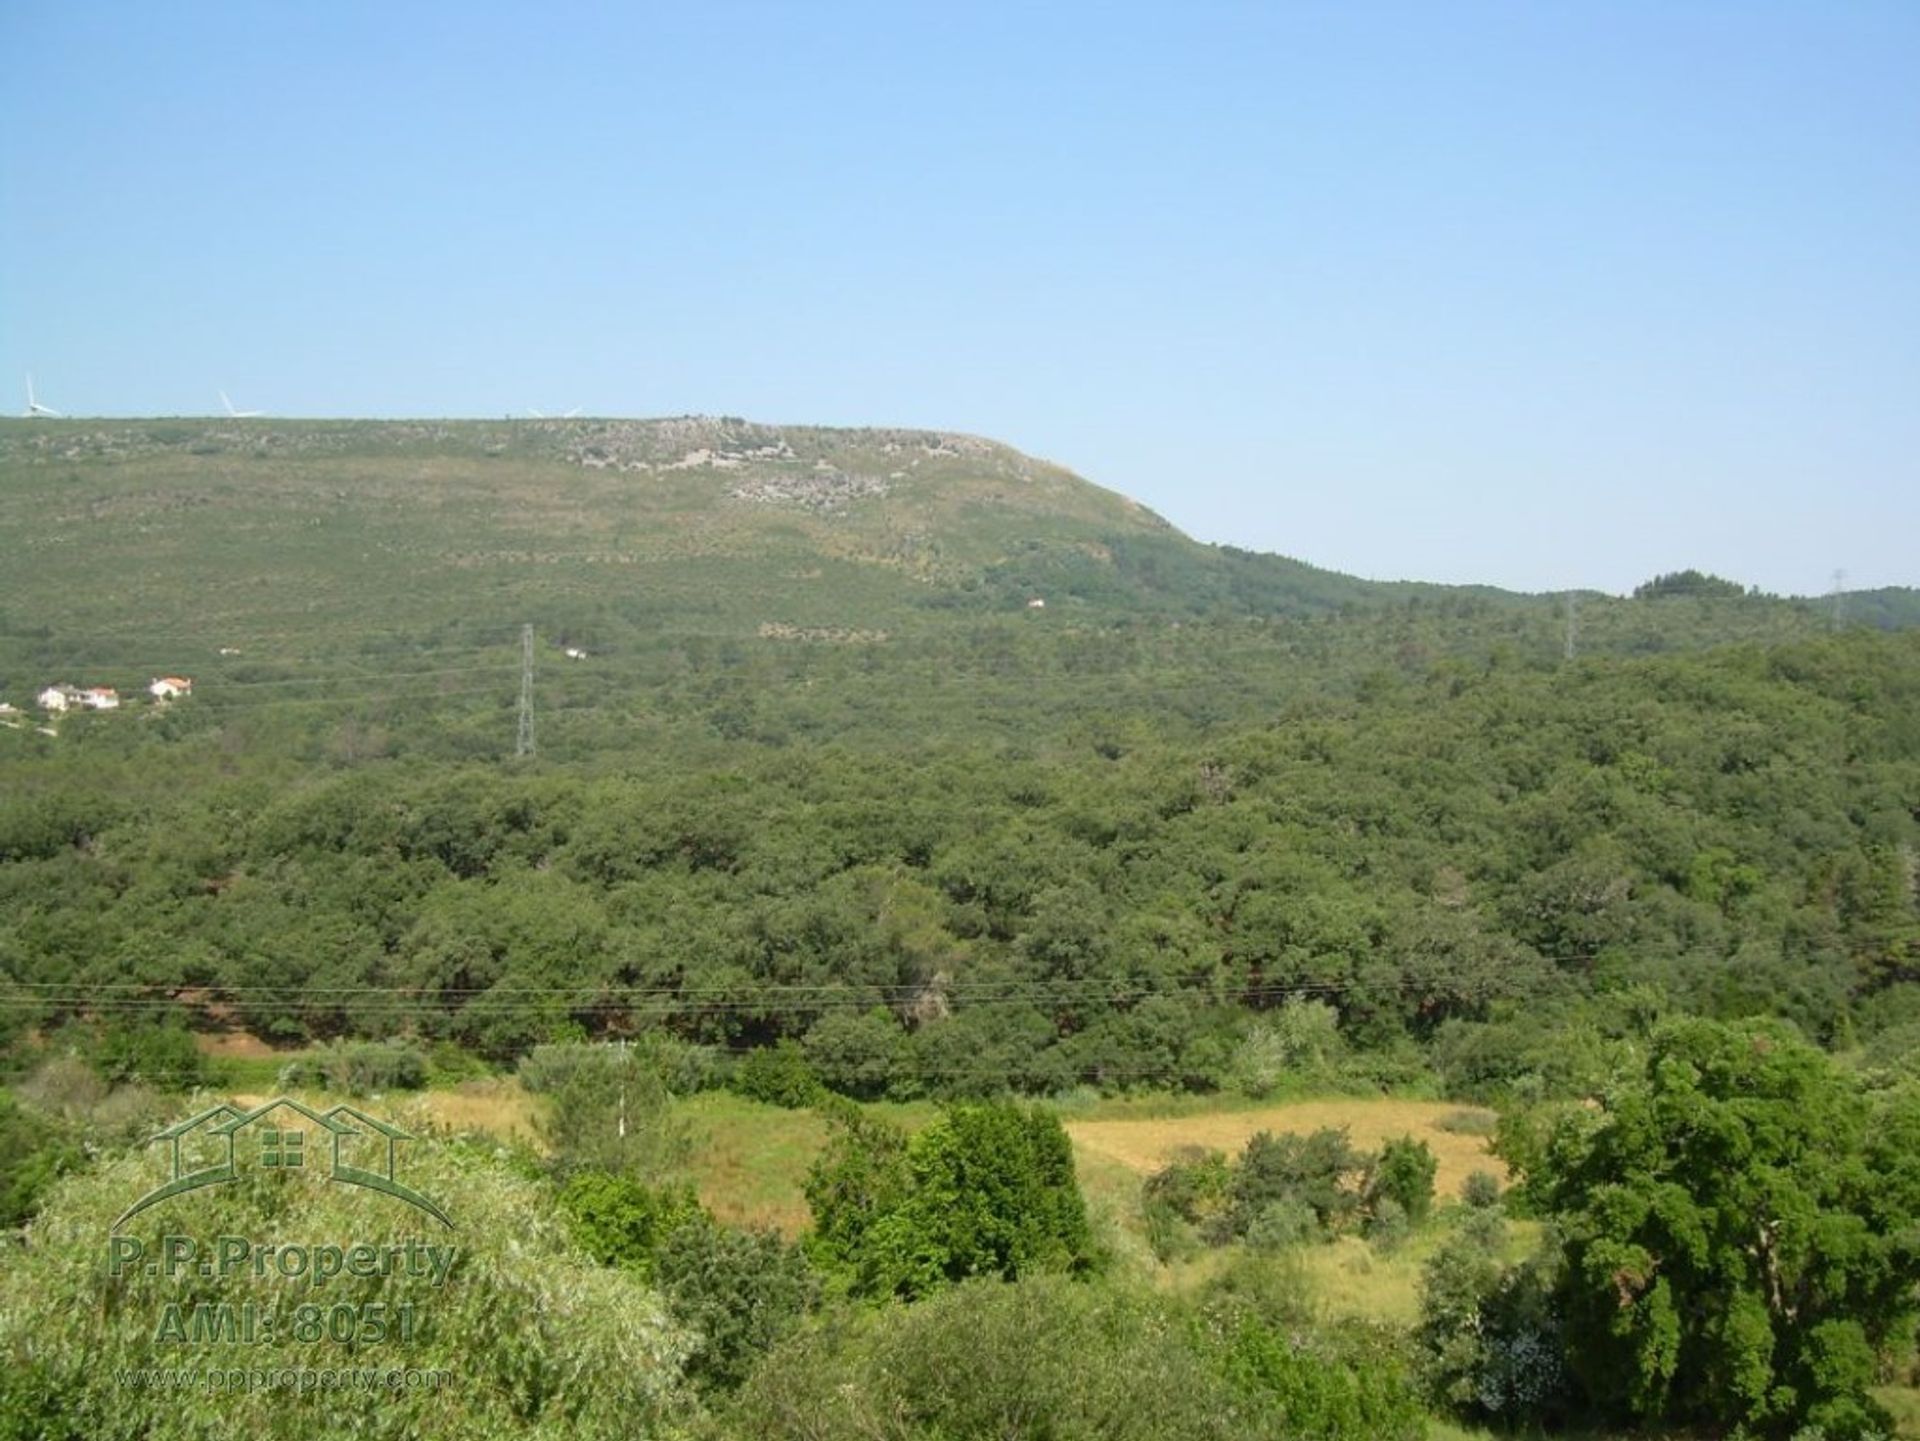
0, 416, 1885, 767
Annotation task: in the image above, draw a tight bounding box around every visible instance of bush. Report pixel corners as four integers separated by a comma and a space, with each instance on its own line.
424, 1041, 494, 1087
1365, 1195, 1411, 1251
1143, 1148, 1234, 1258
1231, 1126, 1366, 1238
1231, 998, 1347, 1097
1418, 1230, 1569, 1426
730, 1040, 824, 1109
802, 1102, 911, 1270
809, 1101, 1098, 1299
803, 1008, 913, 1101
0, 1139, 699, 1438
729, 1275, 1378, 1441
91, 1020, 207, 1092
1461, 1169, 1503, 1209
0, 1089, 80, 1230
654, 1214, 818, 1392
1367, 1135, 1438, 1227
1246, 1197, 1320, 1252
1213, 1311, 1427, 1440
557, 1170, 703, 1279
863, 1102, 1098, 1297
524, 1042, 689, 1178
279, 1039, 426, 1095
1436, 1108, 1499, 1137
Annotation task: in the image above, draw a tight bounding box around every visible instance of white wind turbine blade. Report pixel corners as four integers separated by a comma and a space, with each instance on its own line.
25, 374, 61, 417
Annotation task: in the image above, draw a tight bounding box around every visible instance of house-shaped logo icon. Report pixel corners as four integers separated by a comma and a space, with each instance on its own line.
114, 1096, 453, 1231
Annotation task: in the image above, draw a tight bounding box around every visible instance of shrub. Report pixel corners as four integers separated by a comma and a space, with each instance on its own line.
424, 1041, 494, 1087
1418, 1231, 1568, 1426
1231, 998, 1347, 1097
91, 1020, 207, 1092
1214, 1312, 1427, 1440
1246, 1197, 1321, 1252
0, 1140, 698, 1438
279, 1038, 426, 1095
728, 1277, 1285, 1441
730, 1040, 824, 1109
1230, 1126, 1366, 1238
1367, 1135, 1438, 1226
1436, 1107, 1499, 1136
1461, 1169, 1503, 1209
558, 1170, 703, 1279
525, 1042, 689, 1178
860, 1102, 1098, 1297
0, 1090, 80, 1230
1365, 1195, 1411, 1251
803, 1008, 913, 1101
654, 1214, 818, 1391
1142, 1147, 1234, 1257
809, 1101, 1098, 1299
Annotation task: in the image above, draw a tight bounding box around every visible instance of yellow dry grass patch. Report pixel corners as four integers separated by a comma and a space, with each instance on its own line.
1065, 1097, 1504, 1201
410, 1081, 544, 1144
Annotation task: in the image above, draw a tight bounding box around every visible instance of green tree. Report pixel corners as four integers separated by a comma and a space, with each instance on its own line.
1530, 1017, 1920, 1437
808, 1101, 1098, 1298
525, 1042, 690, 1179
729, 1039, 824, 1109
1367, 1135, 1438, 1228
654, 1214, 818, 1391
558, 1170, 703, 1279
862, 1102, 1097, 1297
1230, 1127, 1367, 1239
802, 1008, 911, 1100
802, 1102, 912, 1272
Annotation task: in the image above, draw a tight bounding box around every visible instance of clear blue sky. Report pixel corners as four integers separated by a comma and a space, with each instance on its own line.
3, 2, 1914, 595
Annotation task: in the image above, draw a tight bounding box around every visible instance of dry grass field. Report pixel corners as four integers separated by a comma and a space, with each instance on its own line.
1064, 1097, 1505, 1202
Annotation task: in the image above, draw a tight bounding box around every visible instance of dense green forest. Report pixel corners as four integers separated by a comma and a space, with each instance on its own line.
3, 419, 1918, 1439
6, 627, 1917, 1085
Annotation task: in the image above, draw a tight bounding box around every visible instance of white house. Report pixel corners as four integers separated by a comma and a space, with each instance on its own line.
1026, 597, 1047, 610
562, 646, 589, 660
37, 684, 79, 712
80, 687, 120, 711
149, 676, 193, 700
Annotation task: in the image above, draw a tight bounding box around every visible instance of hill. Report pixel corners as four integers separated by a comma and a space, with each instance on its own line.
0, 416, 1893, 762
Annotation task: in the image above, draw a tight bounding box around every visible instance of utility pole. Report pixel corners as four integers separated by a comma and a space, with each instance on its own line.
617, 1037, 629, 1140
516, 623, 535, 757
1563, 591, 1579, 661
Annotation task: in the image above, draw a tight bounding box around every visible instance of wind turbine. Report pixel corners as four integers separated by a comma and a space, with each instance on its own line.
526, 406, 582, 418
219, 390, 263, 418
24, 375, 62, 418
